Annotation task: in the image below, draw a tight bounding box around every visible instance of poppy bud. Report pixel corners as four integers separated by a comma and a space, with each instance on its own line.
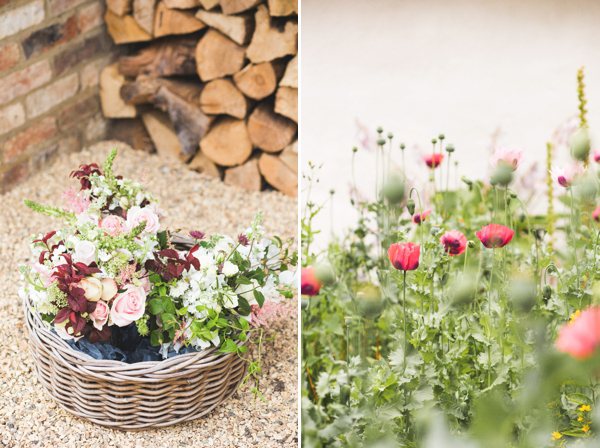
467, 240, 476, 248
461, 176, 473, 187
509, 278, 537, 313
406, 198, 416, 215
543, 285, 553, 300
356, 284, 384, 319
430, 227, 441, 236
580, 225, 592, 239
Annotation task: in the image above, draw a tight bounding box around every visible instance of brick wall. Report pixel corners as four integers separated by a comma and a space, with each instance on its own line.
0, 0, 114, 193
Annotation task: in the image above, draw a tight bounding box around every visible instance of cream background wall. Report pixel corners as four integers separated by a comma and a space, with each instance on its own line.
301, 0, 600, 248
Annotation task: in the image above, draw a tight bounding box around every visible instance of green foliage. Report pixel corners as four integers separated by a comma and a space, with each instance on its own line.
302, 125, 600, 447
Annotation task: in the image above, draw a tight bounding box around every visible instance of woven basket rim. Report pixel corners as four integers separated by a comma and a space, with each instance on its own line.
24, 293, 245, 374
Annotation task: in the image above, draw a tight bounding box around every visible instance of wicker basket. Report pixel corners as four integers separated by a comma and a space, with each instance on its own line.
24, 294, 248, 431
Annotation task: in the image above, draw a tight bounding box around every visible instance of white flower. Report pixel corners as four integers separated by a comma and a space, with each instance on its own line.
170, 281, 189, 298
279, 270, 297, 285
222, 261, 239, 277
235, 280, 260, 305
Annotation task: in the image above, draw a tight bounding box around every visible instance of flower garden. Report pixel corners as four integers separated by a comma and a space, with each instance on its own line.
301, 72, 600, 447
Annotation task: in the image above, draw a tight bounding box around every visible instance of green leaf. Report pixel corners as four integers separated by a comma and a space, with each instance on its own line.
218, 338, 238, 354
149, 273, 161, 284
253, 290, 265, 308
162, 296, 176, 314
237, 297, 252, 316
150, 329, 162, 346
148, 298, 164, 315
157, 231, 168, 250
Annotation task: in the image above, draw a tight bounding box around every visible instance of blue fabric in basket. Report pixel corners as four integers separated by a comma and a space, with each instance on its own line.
53, 324, 200, 364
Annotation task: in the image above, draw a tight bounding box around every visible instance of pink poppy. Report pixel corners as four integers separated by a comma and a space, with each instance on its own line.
439, 230, 467, 256
388, 242, 420, 271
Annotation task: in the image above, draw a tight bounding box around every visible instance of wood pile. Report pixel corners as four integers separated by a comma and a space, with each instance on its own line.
101, 0, 298, 196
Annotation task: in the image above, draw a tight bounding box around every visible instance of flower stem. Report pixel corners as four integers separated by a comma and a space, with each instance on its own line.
487, 251, 495, 388
403, 270, 408, 371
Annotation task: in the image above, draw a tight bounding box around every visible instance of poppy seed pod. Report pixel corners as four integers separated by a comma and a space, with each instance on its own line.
352, 147, 358, 153
491, 163, 513, 186
572, 128, 591, 162
406, 198, 416, 215
377, 126, 383, 134
400, 143, 405, 150
445, 144, 455, 153
438, 134, 445, 140
382, 175, 405, 204
377, 138, 386, 146
387, 132, 393, 139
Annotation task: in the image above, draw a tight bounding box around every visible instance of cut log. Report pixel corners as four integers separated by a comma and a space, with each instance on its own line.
120, 75, 203, 106
259, 153, 297, 197
154, 1, 205, 37
133, 0, 157, 35
195, 29, 246, 81
108, 117, 155, 152
153, 86, 211, 155
141, 110, 188, 163
200, 118, 252, 166
106, 0, 132, 16
119, 37, 197, 77
224, 158, 262, 191
163, 0, 201, 8
233, 62, 277, 100
246, 5, 297, 63
194, 10, 252, 46
247, 101, 296, 152
268, 0, 297, 16
100, 63, 137, 118
274, 86, 297, 122
198, 0, 219, 9
279, 140, 297, 174
220, 0, 262, 15
199, 79, 246, 119
279, 55, 297, 88
188, 151, 221, 178
105, 10, 153, 44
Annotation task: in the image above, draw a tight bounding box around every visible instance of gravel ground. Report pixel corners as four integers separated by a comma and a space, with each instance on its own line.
0, 142, 298, 447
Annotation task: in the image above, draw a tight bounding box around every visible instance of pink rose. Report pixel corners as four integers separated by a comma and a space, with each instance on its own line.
101, 278, 118, 302
90, 300, 109, 330
99, 215, 124, 236
125, 206, 160, 234
138, 271, 152, 293
74, 240, 96, 266
110, 284, 146, 327
32, 263, 54, 287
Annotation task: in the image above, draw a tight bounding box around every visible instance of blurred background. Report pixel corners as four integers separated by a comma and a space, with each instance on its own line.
301, 0, 600, 248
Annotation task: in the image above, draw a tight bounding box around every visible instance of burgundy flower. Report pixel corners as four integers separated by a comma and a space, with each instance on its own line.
423, 154, 443, 169
476, 223, 514, 249
301, 267, 322, 296
238, 234, 249, 246
189, 231, 205, 240
388, 242, 420, 271
439, 230, 467, 256
70, 163, 101, 190
413, 209, 431, 225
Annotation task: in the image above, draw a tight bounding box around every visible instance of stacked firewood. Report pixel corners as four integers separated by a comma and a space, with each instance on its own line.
100, 0, 298, 196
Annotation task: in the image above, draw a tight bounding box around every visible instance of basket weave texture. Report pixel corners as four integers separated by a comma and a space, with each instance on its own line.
24, 294, 247, 431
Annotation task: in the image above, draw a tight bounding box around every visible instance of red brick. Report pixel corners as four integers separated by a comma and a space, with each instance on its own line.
0, 60, 52, 106
22, 14, 78, 59
2, 116, 57, 163
78, 1, 105, 33
25, 73, 80, 118
0, 0, 10, 7
80, 57, 110, 90
0, 102, 25, 136
29, 132, 82, 172
58, 93, 100, 129
0, 161, 29, 193
0, 42, 20, 73
47, 0, 86, 16
54, 33, 110, 76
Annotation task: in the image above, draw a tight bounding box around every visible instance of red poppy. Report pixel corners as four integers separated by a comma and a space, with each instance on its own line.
475, 223, 514, 249
439, 230, 467, 256
593, 206, 600, 222
413, 209, 431, 225
388, 242, 420, 271
301, 267, 322, 296
556, 306, 600, 359
423, 154, 444, 168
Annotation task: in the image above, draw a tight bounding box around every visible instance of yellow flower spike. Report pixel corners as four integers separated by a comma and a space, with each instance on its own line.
552, 431, 562, 441
579, 405, 591, 412
578, 417, 583, 422
583, 424, 590, 432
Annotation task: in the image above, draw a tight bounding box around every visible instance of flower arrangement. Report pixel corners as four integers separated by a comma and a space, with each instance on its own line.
19, 149, 297, 391
301, 71, 600, 447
